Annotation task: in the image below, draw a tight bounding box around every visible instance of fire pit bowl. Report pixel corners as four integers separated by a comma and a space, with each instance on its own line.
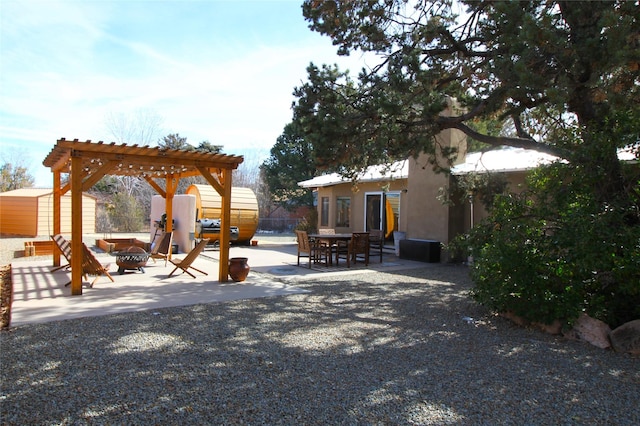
114, 246, 150, 275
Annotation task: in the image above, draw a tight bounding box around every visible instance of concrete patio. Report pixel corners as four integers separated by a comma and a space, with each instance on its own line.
8, 240, 428, 326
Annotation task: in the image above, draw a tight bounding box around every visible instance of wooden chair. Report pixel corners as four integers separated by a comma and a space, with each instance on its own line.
295, 230, 329, 268
50, 234, 72, 272
336, 232, 370, 267
368, 229, 384, 263
65, 243, 115, 287
168, 238, 210, 278
318, 228, 336, 235
317, 228, 338, 262
150, 231, 173, 266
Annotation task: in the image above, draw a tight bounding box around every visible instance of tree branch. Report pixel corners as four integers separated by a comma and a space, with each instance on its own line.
441, 120, 572, 159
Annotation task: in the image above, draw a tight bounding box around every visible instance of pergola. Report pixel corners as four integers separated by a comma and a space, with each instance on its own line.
42, 138, 244, 295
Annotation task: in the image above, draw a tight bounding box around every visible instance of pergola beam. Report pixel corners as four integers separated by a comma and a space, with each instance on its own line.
144, 176, 167, 198
81, 160, 118, 191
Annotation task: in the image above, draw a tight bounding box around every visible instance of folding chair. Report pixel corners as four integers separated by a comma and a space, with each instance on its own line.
168, 239, 210, 278
65, 243, 115, 288
150, 231, 173, 266
50, 234, 72, 272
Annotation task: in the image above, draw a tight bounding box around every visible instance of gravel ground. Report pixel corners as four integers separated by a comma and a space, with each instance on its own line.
1, 236, 51, 265
1, 264, 638, 425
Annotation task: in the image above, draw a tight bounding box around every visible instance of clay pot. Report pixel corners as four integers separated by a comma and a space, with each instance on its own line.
229, 257, 250, 282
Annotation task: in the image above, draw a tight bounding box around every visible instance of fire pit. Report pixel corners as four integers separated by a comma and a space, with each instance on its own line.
114, 246, 150, 275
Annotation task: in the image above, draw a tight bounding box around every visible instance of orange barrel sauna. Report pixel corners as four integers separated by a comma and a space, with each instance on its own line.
186, 185, 259, 245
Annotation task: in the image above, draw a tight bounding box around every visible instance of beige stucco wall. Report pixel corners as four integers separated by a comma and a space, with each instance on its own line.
404, 126, 467, 244
316, 179, 408, 233
405, 154, 451, 242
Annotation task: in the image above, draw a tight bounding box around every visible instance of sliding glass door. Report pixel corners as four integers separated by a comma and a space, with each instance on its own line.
365, 192, 400, 242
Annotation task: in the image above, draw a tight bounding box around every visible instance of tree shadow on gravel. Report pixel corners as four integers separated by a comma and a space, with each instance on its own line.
1, 264, 638, 425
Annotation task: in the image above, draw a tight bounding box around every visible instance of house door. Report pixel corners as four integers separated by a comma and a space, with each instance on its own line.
365, 192, 400, 241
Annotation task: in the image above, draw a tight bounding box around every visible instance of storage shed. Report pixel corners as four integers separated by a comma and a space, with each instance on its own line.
0, 188, 96, 237
186, 185, 258, 244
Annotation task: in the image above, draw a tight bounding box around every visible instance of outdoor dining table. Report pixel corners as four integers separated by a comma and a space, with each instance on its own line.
308, 233, 356, 265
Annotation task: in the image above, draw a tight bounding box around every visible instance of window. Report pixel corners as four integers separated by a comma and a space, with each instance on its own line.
336, 197, 351, 227
320, 197, 329, 226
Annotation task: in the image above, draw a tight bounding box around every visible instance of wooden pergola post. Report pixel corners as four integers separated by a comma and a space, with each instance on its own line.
70, 153, 84, 295
218, 168, 232, 282
164, 175, 178, 260
52, 171, 62, 268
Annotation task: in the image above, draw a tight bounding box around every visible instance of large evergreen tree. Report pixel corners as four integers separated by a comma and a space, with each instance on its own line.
295, 1, 639, 189
158, 133, 191, 150
261, 122, 317, 210
294, 1, 640, 326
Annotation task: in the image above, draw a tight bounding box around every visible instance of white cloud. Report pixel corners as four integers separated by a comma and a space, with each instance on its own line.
1, 0, 379, 186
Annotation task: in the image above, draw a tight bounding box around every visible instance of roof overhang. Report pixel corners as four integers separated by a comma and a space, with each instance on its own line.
451, 146, 562, 175
451, 145, 639, 175
298, 160, 408, 189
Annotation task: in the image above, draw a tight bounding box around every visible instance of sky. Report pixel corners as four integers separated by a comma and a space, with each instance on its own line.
0, 0, 374, 187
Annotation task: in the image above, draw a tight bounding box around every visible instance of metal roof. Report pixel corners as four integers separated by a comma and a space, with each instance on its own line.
451, 146, 562, 175
297, 145, 638, 187
298, 160, 408, 188
451, 145, 638, 175
0, 188, 96, 199
0, 188, 56, 197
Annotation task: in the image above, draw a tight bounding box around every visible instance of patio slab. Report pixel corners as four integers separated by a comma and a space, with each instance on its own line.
7, 241, 428, 326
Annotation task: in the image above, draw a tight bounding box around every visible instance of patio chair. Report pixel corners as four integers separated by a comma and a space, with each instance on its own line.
317, 228, 339, 261
150, 231, 173, 266
167, 238, 210, 278
65, 243, 115, 288
295, 230, 329, 268
368, 229, 384, 263
336, 232, 370, 267
50, 234, 72, 272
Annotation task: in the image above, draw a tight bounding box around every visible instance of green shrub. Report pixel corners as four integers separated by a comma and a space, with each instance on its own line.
454, 163, 640, 328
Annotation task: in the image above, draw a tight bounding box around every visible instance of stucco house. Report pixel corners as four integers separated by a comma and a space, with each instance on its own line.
297, 125, 580, 262
298, 125, 468, 260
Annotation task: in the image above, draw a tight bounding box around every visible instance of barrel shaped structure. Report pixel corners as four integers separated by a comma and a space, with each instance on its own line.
186, 185, 258, 244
